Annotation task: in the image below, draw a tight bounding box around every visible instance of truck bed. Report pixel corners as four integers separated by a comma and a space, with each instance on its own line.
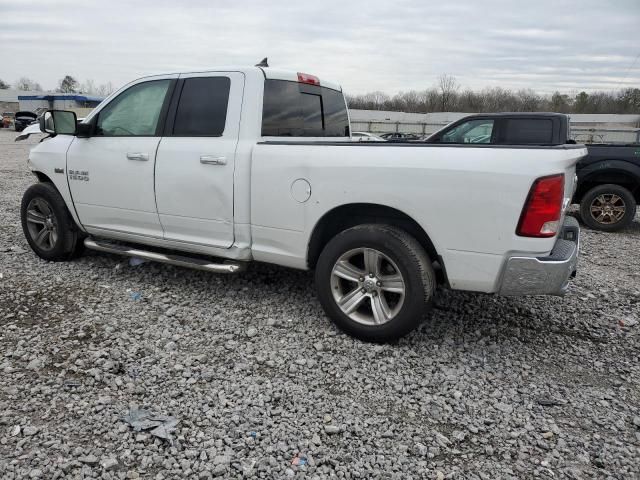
579, 144, 640, 168
250, 141, 586, 292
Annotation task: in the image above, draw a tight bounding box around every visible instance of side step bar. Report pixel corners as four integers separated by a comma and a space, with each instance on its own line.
84, 238, 246, 274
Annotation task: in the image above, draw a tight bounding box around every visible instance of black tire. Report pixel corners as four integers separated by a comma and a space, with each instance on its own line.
579, 184, 636, 232
315, 224, 435, 342
21, 182, 83, 261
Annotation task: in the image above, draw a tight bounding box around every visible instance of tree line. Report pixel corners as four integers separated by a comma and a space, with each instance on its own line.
346, 75, 640, 115
0, 75, 114, 96
2, 73, 638, 114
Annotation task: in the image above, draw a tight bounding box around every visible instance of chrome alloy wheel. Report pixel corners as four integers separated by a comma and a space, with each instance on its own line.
330, 248, 406, 326
25, 198, 58, 251
590, 193, 626, 225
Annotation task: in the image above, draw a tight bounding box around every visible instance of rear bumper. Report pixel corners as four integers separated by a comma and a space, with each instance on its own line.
498, 216, 580, 296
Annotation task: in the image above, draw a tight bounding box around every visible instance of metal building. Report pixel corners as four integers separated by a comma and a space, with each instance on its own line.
0, 89, 20, 113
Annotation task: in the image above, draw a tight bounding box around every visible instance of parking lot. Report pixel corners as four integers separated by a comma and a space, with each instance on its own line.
0, 127, 639, 479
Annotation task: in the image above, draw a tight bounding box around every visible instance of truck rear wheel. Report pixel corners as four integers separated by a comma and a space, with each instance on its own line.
579, 184, 636, 231
315, 224, 435, 342
21, 183, 83, 261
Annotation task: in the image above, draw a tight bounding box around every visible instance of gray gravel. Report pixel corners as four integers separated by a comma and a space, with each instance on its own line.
1, 128, 639, 479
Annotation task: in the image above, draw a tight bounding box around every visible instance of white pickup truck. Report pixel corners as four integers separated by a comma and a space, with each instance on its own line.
19, 66, 585, 341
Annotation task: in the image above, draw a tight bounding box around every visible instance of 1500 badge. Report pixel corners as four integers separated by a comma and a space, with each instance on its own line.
68, 170, 89, 181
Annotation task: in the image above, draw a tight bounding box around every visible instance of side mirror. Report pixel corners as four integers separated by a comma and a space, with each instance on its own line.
39, 110, 77, 136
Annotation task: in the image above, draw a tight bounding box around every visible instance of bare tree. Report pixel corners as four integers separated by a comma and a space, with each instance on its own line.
346, 76, 640, 114
0, 78, 9, 89
422, 88, 440, 112
550, 92, 571, 113
79, 79, 96, 94
15, 77, 42, 91
438, 74, 458, 112
516, 89, 542, 111
618, 88, 640, 113
96, 82, 114, 97
58, 75, 79, 93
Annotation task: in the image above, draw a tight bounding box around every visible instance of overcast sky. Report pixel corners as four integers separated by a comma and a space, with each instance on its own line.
0, 0, 638, 95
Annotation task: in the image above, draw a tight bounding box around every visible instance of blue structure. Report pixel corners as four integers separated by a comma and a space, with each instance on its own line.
18, 93, 105, 112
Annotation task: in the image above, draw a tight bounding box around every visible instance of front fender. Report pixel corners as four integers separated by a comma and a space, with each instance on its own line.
27, 135, 85, 232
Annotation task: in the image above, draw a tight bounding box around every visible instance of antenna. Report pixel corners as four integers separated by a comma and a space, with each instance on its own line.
255, 57, 269, 68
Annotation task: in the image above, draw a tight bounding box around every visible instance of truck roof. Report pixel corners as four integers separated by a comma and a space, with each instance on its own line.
134, 66, 342, 92
456, 112, 569, 119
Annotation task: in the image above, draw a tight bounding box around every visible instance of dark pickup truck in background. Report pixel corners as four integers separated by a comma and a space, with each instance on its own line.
425, 113, 639, 231
574, 145, 640, 231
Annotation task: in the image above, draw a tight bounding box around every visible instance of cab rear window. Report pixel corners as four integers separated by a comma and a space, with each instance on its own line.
501, 118, 553, 144
261, 80, 349, 137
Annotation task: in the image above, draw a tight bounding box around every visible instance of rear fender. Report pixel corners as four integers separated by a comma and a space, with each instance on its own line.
576, 159, 640, 202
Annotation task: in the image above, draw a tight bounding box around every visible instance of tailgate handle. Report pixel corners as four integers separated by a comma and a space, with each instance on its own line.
126, 152, 149, 161
200, 155, 226, 165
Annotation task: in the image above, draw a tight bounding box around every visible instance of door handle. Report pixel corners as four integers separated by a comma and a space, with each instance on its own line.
200, 155, 226, 165
126, 152, 149, 161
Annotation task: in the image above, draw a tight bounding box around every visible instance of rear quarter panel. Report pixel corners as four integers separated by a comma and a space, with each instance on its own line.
250, 143, 586, 291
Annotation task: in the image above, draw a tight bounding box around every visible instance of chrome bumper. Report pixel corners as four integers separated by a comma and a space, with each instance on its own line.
499, 216, 580, 296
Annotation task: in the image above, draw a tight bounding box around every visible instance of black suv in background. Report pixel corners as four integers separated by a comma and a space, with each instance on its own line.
424, 113, 639, 231
13, 111, 38, 132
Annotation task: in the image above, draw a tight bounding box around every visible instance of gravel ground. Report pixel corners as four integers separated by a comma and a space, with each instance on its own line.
1, 127, 639, 480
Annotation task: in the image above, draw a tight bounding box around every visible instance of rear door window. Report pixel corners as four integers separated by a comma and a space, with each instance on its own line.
500, 118, 553, 144
172, 77, 230, 136
261, 79, 349, 137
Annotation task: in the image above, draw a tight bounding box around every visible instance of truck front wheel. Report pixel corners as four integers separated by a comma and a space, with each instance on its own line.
579, 184, 636, 231
315, 224, 435, 342
21, 183, 83, 261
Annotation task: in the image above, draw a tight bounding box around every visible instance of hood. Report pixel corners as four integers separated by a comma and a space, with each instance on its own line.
15, 122, 43, 141
15, 111, 38, 120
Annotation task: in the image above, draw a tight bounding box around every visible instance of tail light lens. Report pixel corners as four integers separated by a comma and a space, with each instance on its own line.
517, 174, 564, 237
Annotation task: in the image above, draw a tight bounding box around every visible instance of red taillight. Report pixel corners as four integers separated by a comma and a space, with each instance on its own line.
297, 72, 320, 86
517, 174, 564, 238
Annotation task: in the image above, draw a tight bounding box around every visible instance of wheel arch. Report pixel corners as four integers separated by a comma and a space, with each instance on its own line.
576, 161, 640, 203
29, 170, 86, 234
33, 171, 54, 184
307, 203, 446, 284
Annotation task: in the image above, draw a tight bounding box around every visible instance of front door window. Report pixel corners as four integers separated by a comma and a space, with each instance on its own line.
96, 80, 171, 136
